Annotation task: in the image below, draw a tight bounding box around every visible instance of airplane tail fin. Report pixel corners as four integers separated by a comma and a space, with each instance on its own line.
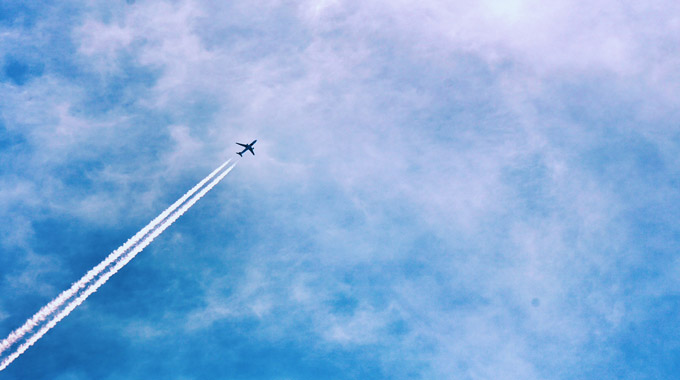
237, 152, 243, 157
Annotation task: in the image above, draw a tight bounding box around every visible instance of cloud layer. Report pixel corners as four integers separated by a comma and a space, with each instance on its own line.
1, 0, 679, 379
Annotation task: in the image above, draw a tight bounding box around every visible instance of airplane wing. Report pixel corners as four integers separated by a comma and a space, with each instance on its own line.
236, 143, 248, 147
250, 148, 255, 155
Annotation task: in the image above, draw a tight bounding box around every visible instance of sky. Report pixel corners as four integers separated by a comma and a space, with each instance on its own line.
1, 0, 680, 379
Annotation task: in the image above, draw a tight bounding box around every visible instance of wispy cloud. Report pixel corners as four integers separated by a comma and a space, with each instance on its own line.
0, 0, 679, 378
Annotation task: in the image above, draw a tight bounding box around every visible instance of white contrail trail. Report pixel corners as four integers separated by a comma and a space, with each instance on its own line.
0, 159, 231, 356
0, 160, 237, 372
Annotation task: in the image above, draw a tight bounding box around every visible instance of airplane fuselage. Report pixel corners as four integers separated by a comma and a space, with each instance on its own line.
236, 139, 257, 156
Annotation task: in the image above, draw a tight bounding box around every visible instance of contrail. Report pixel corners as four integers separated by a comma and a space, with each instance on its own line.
0, 159, 235, 368
0, 161, 239, 372
0, 159, 230, 356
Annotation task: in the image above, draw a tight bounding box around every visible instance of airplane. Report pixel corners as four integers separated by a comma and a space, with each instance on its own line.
236, 140, 257, 157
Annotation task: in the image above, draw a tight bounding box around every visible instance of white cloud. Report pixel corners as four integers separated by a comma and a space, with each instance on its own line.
93, 1, 677, 376
5, 251, 63, 297
2, 0, 679, 377
76, 19, 133, 73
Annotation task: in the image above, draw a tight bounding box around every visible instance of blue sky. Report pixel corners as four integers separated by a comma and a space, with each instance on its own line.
1, 0, 680, 378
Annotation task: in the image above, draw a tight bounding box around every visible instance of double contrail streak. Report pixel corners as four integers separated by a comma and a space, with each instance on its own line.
0, 159, 230, 356
0, 159, 237, 371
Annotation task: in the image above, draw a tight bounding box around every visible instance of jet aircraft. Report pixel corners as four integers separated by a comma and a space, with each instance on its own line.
236, 140, 257, 156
